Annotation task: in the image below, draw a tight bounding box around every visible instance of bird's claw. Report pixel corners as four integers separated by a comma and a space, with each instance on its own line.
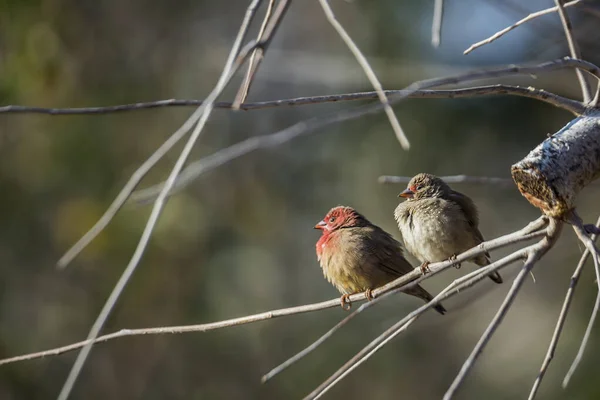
420, 261, 431, 274
449, 254, 461, 269
365, 289, 374, 301
340, 294, 352, 310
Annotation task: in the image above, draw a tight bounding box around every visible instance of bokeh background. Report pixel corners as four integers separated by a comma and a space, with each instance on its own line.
2, 0, 600, 399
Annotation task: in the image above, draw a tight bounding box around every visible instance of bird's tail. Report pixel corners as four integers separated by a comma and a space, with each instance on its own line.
409, 285, 446, 315
476, 253, 503, 284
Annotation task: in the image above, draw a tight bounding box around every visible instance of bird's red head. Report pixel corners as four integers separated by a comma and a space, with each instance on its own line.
314, 206, 365, 232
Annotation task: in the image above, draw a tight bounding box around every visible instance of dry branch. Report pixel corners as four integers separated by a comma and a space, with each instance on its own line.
305, 234, 552, 399
0, 85, 587, 116
131, 58, 600, 204
0, 218, 548, 368
262, 218, 547, 390
511, 111, 600, 217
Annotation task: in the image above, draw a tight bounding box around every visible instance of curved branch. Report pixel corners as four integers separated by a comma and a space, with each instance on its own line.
0, 85, 587, 116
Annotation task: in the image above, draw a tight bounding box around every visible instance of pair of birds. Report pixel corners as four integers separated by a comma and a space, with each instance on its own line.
315, 173, 502, 314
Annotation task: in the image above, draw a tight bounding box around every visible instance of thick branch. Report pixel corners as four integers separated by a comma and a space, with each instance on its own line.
511, 111, 600, 217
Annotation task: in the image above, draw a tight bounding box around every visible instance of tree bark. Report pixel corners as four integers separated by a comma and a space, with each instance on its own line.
511, 111, 600, 217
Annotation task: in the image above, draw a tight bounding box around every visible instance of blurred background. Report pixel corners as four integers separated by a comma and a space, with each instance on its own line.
1, 0, 600, 399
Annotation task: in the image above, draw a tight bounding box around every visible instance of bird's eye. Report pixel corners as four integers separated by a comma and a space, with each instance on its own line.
416, 185, 423, 190
329, 217, 336, 223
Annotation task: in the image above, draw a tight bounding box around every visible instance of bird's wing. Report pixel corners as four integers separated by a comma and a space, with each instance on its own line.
449, 190, 479, 228
361, 226, 414, 277
448, 190, 489, 258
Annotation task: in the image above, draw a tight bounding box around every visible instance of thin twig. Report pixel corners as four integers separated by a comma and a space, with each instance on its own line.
56, 2, 265, 399
130, 57, 600, 204
431, 0, 444, 47
317, 0, 409, 149
443, 219, 562, 400
0, 84, 587, 116
262, 218, 547, 382
528, 215, 600, 400
464, 0, 582, 55
562, 211, 600, 388
0, 218, 547, 368
232, 0, 291, 108
554, 0, 592, 103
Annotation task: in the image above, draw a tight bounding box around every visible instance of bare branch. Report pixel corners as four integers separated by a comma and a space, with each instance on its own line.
554, 0, 592, 103
529, 214, 600, 400
0, 84, 587, 116
464, 0, 583, 55
232, 0, 291, 108
431, 0, 444, 47
262, 217, 547, 383
0, 218, 547, 368
317, 0, 409, 149
562, 211, 600, 388
305, 235, 549, 400
444, 219, 562, 400
131, 58, 600, 204
56, 2, 266, 398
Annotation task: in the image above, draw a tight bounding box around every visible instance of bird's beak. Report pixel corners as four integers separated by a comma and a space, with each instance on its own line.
398, 188, 414, 198
314, 220, 327, 230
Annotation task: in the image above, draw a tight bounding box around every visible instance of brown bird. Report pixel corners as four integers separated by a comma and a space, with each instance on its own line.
394, 173, 502, 284
315, 206, 446, 314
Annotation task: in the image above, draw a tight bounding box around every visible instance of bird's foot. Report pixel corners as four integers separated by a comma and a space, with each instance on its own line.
449, 254, 461, 269
365, 289, 374, 301
420, 261, 431, 274
340, 294, 352, 311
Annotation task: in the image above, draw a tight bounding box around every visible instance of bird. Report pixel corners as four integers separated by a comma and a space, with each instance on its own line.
394, 173, 503, 284
314, 205, 446, 314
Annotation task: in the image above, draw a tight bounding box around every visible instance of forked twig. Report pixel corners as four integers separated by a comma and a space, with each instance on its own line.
529, 215, 600, 400
464, 0, 582, 55
317, 0, 409, 149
